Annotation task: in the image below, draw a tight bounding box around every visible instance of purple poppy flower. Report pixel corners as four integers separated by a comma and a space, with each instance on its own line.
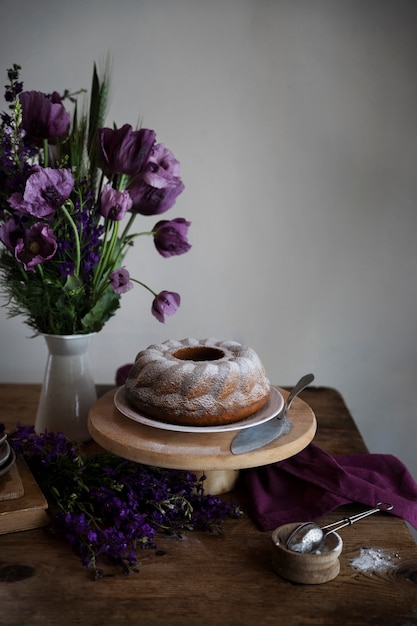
11, 221, 57, 271
153, 218, 191, 258
99, 124, 156, 177
99, 184, 133, 221
0, 217, 24, 251
151, 290, 180, 322
128, 144, 185, 216
19, 91, 70, 141
109, 267, 133, 294
8, 166, 74, 219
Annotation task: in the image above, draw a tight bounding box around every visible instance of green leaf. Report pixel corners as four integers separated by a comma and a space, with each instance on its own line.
87, 59, 111, 181
64, 274, 84, 295
81, 288, 120, 333
68, 102, 88, 174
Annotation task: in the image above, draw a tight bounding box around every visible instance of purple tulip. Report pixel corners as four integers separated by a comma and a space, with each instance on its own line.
151, 290, 181, 322
100, 184, 133, 221
19, 91, 70, 141
99, 124, 156, 177
15, 222, 57, 271
4, 221, 58, 271
8, 166, 74, 219
153, 218, 191, 258
128, 144, 185, 216
109, 267, 133, 294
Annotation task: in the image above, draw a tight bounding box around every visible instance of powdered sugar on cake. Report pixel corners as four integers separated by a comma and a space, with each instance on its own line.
124, 338, 271, 426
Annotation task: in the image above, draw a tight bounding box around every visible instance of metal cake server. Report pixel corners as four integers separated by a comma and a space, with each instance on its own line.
230, 373, 314, 454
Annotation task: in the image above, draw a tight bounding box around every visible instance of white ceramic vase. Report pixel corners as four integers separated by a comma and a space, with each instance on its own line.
35, 333, 97, 442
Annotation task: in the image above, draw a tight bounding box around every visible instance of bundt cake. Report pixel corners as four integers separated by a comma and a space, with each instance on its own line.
124, 338, 271, 426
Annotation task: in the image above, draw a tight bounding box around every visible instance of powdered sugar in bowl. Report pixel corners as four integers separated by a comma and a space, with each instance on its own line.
271, 522, 343, 584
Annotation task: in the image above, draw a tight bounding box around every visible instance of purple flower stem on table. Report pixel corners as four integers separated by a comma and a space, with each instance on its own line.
7, 423, 242, 579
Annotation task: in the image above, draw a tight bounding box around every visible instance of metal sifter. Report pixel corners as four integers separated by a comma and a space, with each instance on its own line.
286, 502, 393, 554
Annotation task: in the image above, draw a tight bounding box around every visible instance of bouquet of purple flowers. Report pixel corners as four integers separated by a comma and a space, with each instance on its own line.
0, 63, 191, 334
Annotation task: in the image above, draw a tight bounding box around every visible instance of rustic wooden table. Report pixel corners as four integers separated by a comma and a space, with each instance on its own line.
1, 383, 417, 626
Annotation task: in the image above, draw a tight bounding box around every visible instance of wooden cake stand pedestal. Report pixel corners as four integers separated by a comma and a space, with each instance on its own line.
88, 387, 316, 494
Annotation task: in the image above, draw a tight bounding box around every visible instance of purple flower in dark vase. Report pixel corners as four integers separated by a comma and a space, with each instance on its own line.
128, 144, 185, 216
151, 290, 180, 322
98, 124, 156, 177
5, 220, 58, 272
99, 184, 133, 221
19, 90, 70, 141
8, 166, 74, 219
109, 267, 133, 294
153, 217, 191, 258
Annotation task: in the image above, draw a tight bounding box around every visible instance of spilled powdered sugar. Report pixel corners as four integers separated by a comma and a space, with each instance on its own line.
350, 547, 401, 574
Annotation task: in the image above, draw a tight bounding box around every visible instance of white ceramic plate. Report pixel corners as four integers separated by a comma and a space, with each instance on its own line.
0, 446, 16, 477
114, 385, 284, 433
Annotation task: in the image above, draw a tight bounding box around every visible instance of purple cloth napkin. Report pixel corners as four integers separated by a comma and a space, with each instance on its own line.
244, 443, 417, 531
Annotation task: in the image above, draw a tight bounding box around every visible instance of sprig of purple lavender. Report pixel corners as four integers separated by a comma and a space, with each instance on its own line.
9, 424, 242, 579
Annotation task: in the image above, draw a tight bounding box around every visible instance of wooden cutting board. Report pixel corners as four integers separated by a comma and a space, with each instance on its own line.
0, 460, 24, 501
0, 456, 49, 535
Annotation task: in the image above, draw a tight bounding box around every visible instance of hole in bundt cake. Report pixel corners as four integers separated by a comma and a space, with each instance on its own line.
172, 346, 225, 362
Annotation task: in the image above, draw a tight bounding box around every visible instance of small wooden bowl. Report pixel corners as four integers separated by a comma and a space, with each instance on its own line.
271, 522, 343, 584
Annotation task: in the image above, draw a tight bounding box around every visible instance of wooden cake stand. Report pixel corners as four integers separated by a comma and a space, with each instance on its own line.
88, 387, 316, 494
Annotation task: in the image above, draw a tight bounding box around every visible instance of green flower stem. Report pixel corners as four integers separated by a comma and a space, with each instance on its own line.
36, 263, 44, 280
120, 230, 156, 257
95, 171, 106, 217
131, 277, 158, 298
92, 219, 120, 291
111, 211, 142, 260
117, 174, 128, 191
120, 212, 137, 242
76, 186, 85, 215
104, 220, 120, 273
15, 259, 29, 282
92, 219, 112, 288
61, 202, 81, 277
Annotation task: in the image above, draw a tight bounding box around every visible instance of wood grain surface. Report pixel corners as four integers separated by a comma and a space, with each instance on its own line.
0, 460, 24, 501
0, 456, 48, 534
0, 384, 416, 626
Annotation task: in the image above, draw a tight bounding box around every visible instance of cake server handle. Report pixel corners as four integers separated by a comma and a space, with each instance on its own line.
276, 373, 315, 421
230, 373, 314, 454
